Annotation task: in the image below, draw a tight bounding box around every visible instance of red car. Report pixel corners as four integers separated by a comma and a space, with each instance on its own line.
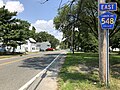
46, 48, 54, 51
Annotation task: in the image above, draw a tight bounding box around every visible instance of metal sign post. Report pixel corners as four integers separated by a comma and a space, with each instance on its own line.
106, 29, 109, 86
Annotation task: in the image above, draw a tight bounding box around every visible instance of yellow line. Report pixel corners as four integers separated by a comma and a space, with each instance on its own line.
0, 58, 24, 66
0, 58, 12, 61
0, 55, 37, 66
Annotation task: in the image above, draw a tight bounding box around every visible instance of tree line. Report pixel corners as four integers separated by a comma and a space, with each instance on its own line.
53, 0, 120, 85
54, 0, 120, 53
0, 6, 59, 53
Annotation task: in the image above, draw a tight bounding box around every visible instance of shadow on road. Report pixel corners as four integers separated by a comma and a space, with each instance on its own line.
19, 54, 56, 70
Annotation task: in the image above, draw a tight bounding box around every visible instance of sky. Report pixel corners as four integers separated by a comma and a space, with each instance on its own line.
0, 0, 68, 41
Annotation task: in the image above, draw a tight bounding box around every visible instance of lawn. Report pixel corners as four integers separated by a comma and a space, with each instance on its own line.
58, 52, 120, 90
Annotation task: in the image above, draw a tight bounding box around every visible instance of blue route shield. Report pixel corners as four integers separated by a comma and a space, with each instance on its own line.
99, 12, 117, 29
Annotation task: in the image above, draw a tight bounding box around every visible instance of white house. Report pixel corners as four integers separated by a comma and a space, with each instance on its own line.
13, 38, 39, 52
0, 38, 39, 53
36, 41, 51, 51
15, 45, 26, 53
24, 38, 39, 52
110, 47, 120, 52
113, 48, 120, 52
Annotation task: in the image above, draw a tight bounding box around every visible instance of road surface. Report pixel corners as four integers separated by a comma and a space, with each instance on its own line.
0, 50, 66, 90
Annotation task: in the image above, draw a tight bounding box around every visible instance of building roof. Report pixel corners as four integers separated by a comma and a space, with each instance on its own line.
29, 38, 36, 43
37, 41, 51, 45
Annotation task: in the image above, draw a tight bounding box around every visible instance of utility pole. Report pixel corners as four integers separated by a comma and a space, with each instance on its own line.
98, 0, 107, 85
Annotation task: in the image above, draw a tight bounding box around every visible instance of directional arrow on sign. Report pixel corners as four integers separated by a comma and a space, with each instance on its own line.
99, 12, 117, 29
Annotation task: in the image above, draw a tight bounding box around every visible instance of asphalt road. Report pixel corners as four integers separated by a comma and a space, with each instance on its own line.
0, 50, 66, 90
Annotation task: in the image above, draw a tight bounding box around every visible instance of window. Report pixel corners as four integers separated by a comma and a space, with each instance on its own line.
47, 45, 50, 46
32, 47, 35, 50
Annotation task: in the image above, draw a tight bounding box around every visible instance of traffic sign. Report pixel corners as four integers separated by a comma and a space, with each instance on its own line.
99, 12, 117, 29
99, 3, 117, 11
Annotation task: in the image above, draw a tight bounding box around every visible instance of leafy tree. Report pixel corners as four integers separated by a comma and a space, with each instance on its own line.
0, 7, 31, 53
0, 6, 17, 52
28, 26, 36, 39
110, 30, 120, 54
35, 31, 59, 48
54, 0, 120, 84
54, 0, 98, 52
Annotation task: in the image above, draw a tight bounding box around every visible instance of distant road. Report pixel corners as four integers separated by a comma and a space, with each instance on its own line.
0, 50, 66, 90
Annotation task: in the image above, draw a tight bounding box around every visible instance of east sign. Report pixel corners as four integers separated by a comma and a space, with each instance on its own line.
99, 2, 117, 29
99, 3, 117, 11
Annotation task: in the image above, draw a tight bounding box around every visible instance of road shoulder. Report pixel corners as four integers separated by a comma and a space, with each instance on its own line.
36, 53, 66, 90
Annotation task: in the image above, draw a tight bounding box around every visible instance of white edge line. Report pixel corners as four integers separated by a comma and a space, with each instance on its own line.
18, 53, 61, 90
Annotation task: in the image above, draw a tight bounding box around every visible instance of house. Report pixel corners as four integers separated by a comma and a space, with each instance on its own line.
113, 48, 120, 52
9, 38, 39, 53
11, 38, 39, 52
15, 44, 26, 53
24, 38, 39, 52
0, 38, 39, 53
36, 41, 51, 51
110, 47, 120, 52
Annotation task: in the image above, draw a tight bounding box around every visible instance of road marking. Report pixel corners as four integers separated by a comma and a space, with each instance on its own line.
0, 58, 24, 66
19, 53, 61, 90
0, 55, 41, 67
0, 58, 10, 61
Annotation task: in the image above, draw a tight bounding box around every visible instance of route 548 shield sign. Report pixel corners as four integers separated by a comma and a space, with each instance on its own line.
99, 12, 117, 29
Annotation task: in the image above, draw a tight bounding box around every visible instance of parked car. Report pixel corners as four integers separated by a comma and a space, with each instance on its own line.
46, 48, 54, 51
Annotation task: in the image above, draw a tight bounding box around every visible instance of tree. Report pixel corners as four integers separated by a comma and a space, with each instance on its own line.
54, 0, 98, 52
110, 30, 120, 54
10, 19, 31, 52
35, 31, 59, 48
0, 6, 17, 52
54, 0, 120, 84
0, 7, 31, 53
28, 26, 36, 39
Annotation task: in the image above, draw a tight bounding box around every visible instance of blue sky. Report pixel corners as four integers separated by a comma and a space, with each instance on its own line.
0, 0, 68, 41
17, 0, 62, 23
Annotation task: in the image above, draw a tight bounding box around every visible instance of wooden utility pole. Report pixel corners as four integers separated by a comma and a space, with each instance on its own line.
98, 0, 107, 84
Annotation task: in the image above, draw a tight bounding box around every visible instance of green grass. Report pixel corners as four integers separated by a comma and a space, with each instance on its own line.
58, 52, 120, 90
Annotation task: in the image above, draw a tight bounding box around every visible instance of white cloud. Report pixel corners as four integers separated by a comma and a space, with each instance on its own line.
0, 0, 4, 8
5, 1, 24, 13
0, 0, 24, 13
32, 19, 63, 41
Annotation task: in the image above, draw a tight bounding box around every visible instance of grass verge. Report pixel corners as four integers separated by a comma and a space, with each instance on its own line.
58, 52, 120, 90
